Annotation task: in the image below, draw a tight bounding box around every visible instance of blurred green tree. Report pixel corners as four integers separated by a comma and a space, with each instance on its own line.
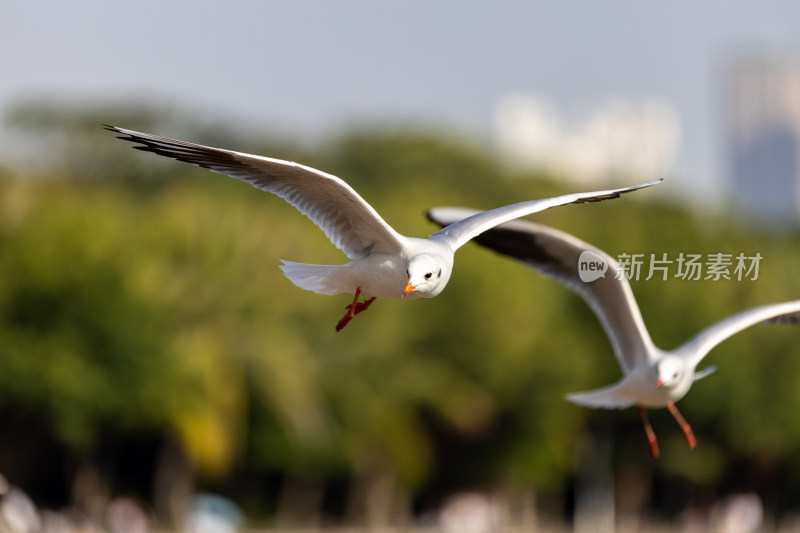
1, 101, 799, 525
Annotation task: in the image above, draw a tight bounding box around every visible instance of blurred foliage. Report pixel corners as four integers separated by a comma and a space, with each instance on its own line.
1, 102, 800, 520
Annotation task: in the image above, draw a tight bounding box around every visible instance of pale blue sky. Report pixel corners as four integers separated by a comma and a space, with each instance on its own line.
4, 1, 800, 193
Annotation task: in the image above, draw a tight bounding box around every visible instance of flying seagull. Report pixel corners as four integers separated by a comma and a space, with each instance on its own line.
106, 125, 659, 331
427, 207, 800, 457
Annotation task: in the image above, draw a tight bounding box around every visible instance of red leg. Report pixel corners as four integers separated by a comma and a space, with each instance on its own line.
667, 402, 696, 450
639, 406, 660, 458
336, 288, 362, 332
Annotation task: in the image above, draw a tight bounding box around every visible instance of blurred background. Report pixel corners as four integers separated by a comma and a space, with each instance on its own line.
2, 1, 800, 532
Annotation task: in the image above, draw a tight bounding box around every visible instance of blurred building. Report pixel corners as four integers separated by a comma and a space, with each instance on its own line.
725, 52, 800, 222
492, 92, 681, 185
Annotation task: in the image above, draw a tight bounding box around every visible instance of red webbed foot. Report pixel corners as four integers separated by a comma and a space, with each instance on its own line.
335, 289, 377, 332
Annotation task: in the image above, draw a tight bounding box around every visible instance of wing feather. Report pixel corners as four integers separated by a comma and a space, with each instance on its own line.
427, 180, 660, 251
106, 125, 406, 259
678, 300, 800, 368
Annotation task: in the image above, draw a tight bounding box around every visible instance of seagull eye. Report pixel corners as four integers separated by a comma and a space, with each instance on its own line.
672, 371, 679, 379
437, 269, 442, 278
424, 272, 432, 280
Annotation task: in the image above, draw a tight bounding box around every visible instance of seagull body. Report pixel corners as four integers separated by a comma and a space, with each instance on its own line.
106, 125, 659, 331
279, 238, 449, 300
427, 207, 800, 457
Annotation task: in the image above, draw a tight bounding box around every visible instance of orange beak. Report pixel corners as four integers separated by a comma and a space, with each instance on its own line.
403, 281, 416, 297
656, 378, 664, 388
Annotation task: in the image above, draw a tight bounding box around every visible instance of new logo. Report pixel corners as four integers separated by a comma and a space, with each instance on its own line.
578, 250, 608, 282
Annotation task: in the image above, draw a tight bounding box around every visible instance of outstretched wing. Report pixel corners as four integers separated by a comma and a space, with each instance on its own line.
427, 180, 661, 252
426, 208, 655, 373
678, 300, 800, 368
106, 125, 407, 259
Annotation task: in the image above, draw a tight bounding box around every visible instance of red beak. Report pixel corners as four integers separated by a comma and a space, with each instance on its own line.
656, 378, 664, 388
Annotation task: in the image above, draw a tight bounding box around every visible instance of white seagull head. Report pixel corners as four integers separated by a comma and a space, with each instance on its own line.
404, 254, 450, 298
655, 356, 687, 390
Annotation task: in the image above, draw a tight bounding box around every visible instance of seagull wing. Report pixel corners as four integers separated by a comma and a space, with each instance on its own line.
106, 126, 407, 259
678, 300, 800, 368
426, 180, 661, 252
426, 207, 655, 374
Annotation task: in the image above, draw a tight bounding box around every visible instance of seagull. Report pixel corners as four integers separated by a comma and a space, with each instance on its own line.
106, 125, 659, 331
427, 207, 800, 457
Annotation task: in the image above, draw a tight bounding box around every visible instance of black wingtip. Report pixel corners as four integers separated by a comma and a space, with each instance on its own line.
103, 124, 134, 141
104, 125, 144, 144
572, 178, 663, 204
767, 312, 800, 325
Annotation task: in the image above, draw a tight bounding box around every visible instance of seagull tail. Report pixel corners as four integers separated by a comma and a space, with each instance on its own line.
566, 383, 635, 410
279, 260, 347, 295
